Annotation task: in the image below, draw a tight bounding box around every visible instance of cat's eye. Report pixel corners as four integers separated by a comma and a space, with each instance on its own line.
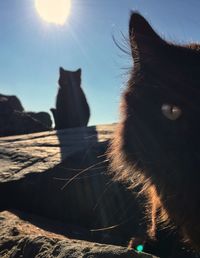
161, 104, 182, 121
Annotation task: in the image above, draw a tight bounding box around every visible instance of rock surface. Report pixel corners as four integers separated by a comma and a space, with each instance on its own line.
0, 93, 24, 112
0, 210, 157, 258
1, 124, 198, 257
0, 93, 52, 137
0, 125, 147, 246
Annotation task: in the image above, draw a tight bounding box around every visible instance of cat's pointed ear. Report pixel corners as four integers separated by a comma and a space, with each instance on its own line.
76, 68, 81, 77
59, 67, 65, 74
129, 12, 164, 62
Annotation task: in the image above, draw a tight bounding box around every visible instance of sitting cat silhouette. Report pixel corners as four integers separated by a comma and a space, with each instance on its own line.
51, 67, 90, 129
109, 12, 200, 251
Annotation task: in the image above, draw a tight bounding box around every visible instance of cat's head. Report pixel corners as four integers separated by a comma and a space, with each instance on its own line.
109, 12, 200, 249
58, 67, 81, 87
119, 12, 200, 181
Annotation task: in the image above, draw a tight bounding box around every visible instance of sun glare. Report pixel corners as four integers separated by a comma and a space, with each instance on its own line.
35, 0, 71, 25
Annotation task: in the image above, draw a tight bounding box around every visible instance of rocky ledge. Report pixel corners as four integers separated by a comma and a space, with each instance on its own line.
3, 124, 195, 257
0, 210, 157, 258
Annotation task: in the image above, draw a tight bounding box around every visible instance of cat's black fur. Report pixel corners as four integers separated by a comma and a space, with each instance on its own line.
109, 12, 200, 251
51, 67, 90, 129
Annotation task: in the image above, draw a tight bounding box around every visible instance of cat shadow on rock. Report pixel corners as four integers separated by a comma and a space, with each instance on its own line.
51, 67, 90, 130
0, 130, 149, 249
109, 12, 200, 257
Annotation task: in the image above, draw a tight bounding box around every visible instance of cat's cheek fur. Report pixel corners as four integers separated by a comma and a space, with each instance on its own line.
111, 101, 200, 249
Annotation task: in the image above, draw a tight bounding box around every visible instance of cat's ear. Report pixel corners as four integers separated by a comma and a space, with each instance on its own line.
129, 12, 164, 63
76, 68, 81, 77
59, 67, 65, 74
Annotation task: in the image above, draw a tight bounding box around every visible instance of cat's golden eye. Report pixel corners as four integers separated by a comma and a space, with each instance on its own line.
161, 104, 182, 120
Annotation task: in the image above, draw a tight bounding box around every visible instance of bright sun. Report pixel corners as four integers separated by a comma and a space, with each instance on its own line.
35, 0, 71, 25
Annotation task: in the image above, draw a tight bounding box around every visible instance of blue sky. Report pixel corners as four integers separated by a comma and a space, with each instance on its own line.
1, 0, 200, 125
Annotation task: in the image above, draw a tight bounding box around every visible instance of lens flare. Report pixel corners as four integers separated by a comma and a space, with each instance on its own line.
35, 0, 71, 25
136, 244, 144, 253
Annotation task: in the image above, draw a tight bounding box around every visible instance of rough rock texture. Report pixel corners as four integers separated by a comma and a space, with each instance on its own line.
0, 210, 157, 258
0, 93, 52, 137
0, 93, 24, 112
0, 125, 147, 246
27, 111, 52, 128
0, 124, 198, 257
0, 110, 51, 137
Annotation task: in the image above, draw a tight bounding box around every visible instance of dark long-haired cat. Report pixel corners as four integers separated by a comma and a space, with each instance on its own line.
109, 12, 200, 251
51, 67, 90, 129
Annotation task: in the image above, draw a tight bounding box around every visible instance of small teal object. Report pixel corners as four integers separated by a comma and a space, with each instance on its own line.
136, 244, 144, 253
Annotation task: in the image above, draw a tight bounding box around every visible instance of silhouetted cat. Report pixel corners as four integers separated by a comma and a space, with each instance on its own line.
109, 12, 200, 251
51, 67, 90, 129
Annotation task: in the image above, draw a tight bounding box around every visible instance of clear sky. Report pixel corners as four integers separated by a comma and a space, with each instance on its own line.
1, 0, 200, 125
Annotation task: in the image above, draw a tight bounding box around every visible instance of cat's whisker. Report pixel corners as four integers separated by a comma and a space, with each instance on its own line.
112, 32, 131, 57
92, 180, 115, 211
53, 171, 106, 182
60, 160, 108, 190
